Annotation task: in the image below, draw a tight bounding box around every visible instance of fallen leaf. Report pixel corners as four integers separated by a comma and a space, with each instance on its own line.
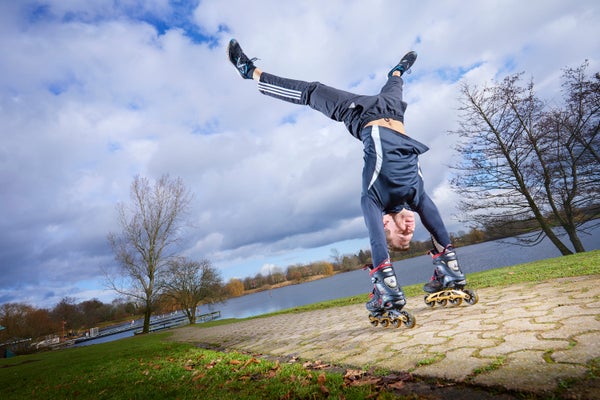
348, 376, 381, 387
344, 369, 365, 382
388, 380, 405, 390
317, 373, 326, 385
192, 373, 205, 382
243, 357, 261, 367
303, 360, 330, 370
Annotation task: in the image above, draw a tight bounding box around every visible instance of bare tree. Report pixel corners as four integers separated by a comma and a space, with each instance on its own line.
107, 175, 192, 333
163, 257, 224, 324
452, 63, 599, 255
559, 61, 600, 165
330, 248, 343, 268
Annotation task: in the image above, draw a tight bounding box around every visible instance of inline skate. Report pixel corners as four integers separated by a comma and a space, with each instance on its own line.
423, 246, 478, 307
365, 260, 416, 328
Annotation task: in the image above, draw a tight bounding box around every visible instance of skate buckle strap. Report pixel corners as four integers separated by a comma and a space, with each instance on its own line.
429, 244, 454, 259
369, 259, 392, 276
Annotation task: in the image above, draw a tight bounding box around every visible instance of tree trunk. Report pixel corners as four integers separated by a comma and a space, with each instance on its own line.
564, 224, 586, 253
142, 304, 152, 334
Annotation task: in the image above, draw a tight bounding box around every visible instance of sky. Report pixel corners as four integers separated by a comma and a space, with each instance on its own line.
1, 0, 599, 309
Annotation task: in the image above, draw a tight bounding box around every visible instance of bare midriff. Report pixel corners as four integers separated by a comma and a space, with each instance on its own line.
364, 118, 406, 135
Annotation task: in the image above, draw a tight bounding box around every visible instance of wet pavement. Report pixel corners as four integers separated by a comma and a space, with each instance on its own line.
172, 275, 600, 399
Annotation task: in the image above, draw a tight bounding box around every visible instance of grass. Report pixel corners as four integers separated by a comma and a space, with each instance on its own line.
0, 334, 392, 400
415, 353, 445, 367
471, 356, 507, 376
1, 250, 599, 399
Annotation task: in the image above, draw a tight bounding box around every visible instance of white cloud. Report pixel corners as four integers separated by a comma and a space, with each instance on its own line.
1, 0, 598, 308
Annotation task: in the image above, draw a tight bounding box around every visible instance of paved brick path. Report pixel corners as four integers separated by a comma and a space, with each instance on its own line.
172, 275, 600, 398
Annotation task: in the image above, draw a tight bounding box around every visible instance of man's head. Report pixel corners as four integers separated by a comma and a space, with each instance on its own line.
383, 208, 415, 251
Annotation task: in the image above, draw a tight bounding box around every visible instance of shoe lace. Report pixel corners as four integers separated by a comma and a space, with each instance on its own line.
236, 57, 258, 76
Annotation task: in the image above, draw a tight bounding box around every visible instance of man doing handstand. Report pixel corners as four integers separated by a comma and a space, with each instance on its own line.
227, 39, 467, 324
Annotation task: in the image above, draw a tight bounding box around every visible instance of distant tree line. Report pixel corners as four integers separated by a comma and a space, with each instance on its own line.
0, 288, 220, 356
0, 297, 139, 355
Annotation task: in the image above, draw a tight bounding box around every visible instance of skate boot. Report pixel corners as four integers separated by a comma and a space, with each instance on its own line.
388, 51, 417, 77
365, 260, 415, 328
423, 246, 478, 307
227, 39, 258, 79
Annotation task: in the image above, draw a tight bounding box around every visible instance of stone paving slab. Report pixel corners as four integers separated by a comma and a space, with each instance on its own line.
172, 275, 600, 398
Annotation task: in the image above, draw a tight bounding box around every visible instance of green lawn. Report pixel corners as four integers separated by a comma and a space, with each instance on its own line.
1, 250, 598, 399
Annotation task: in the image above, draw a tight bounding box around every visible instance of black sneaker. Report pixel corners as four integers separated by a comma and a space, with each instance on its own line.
388, 51, 417, 78
227, 39, 257, 79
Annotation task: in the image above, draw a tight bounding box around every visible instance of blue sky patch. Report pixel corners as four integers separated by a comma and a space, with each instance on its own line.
280, 113, 298, 125
26, 2, 53, 23
107, 142, 122, 153
191, 118, 220, 135
135, 0, 214, 45
48, 82, 66, 95
436, 61, 484, 83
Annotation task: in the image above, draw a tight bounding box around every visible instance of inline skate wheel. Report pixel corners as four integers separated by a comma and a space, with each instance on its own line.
424, 295, 435, 307
449, 296, 462, 306
464, 289, 479, 305
400, 310, 416, 329
368, 315, 380, 327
